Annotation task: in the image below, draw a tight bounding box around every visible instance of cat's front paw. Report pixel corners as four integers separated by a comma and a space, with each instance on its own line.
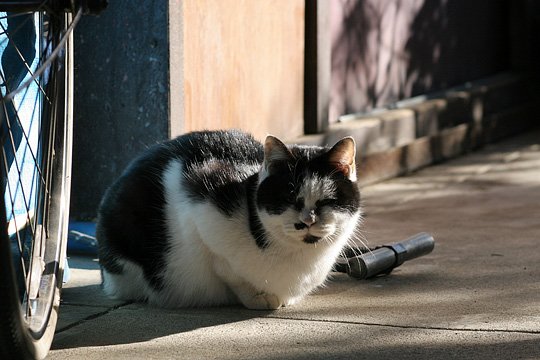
283, 296, 301, 307
243, 293, 282, 310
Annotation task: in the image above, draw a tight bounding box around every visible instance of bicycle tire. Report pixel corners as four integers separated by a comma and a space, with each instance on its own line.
0, 6, 76, 359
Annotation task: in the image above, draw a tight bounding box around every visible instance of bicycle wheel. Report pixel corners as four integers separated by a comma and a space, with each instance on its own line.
0, 4, 77, 359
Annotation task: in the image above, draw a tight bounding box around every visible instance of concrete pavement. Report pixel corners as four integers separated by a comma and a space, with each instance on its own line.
48, 130, 540, 359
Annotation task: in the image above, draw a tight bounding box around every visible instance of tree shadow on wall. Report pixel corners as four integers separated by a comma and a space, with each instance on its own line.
405, 0, 509, 96
331, 0, 510, 117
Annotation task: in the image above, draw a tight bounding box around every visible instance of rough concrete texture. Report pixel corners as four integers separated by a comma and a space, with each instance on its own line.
49, 130, 540, 359
71, 0, 169, 220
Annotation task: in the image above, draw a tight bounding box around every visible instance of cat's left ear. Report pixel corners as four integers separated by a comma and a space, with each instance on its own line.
327, 137, 357, 181
262, 135, 293, 174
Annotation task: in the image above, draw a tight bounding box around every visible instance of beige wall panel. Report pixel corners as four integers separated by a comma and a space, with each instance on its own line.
182, 0, 305, 141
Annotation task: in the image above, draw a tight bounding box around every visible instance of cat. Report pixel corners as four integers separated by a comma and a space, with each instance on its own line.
96, 129, 362, 310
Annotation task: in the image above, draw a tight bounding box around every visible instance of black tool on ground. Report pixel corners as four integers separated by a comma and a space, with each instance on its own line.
334, 232, 435, 279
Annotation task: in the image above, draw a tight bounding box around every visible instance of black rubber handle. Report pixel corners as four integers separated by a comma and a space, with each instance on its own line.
336, 232, 435, 279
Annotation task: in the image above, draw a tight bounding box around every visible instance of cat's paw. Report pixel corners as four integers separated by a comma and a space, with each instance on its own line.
243, 293, 282, 310
283, 296, 301, 307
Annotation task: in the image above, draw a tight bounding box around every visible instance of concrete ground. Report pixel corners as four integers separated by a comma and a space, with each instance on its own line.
49, 130, 540, 359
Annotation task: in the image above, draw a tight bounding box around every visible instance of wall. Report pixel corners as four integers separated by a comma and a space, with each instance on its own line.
69, 0, 537, 220
330, 0, 511, 121
176, 0, 305, 142
71, 0, 169, 220
70, 0, 305, 220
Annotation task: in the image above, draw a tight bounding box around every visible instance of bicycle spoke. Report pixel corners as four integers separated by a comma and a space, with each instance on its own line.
0, 15, 51, 103
2, 93, 38, 255
1, 104, 37, 222
0, 0, 85, 354
1, 147, 30, 295
1, 95, 44, 302
0, 12, 35, 21
0, 12, 35, 47
0, 9, 63, 307
1, 78, 50, 319
2, 109, 47, 320
0, 2, 59, 18
0, 65, 47, 186
4, 8, 81, 101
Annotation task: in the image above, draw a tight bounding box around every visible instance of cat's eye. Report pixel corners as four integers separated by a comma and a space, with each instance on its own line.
315, 199, 337, 208
285, 182, 299, 204
285, 190, 296, 205
294, 197, 304, 211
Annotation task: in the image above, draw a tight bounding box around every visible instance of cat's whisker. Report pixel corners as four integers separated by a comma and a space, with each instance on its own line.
349, 230, 374, 258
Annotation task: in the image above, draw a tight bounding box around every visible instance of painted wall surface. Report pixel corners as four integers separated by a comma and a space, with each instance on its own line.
179, 0, 305, 142
330, 0, 510, 121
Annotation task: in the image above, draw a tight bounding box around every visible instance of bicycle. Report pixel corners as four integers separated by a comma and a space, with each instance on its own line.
0, 1, 106, 359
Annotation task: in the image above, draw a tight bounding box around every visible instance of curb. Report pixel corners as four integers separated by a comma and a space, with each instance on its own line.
292, 71, 538, 186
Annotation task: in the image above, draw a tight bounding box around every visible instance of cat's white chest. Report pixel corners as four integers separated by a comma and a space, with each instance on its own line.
159, 158, 357, 308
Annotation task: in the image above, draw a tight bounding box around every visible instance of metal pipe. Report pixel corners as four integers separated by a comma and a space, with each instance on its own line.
337, 232, 435, 279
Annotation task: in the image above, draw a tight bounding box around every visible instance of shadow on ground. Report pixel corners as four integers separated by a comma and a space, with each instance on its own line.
52, 303, 266, 350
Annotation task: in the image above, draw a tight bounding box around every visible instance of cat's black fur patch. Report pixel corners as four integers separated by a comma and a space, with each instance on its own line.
256, 171, 297, 215
246, 175, 269, 249
184, 161, 246, 216
97, 143, 172, 290
304, 235, 321, 244
294, 222, 308, 230
177, 130, 263, 216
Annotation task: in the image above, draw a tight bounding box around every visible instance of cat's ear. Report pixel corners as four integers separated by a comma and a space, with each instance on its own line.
327, 137, 357, 181
262, 135, 293, 174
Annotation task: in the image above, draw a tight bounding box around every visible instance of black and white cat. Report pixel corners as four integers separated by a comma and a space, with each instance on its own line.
97, 130, 362, 310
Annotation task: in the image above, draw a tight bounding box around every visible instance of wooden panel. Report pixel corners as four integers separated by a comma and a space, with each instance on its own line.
182, 0, 305, 141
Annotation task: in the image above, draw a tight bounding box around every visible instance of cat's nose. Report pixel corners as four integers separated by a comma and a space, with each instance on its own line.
300, 209, 317, 226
